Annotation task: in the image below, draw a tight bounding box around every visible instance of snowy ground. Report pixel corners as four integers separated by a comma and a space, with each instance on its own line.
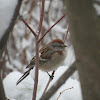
3, 70, 82, 100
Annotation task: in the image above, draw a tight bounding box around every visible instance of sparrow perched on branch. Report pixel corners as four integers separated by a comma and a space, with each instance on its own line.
16, 39, 67, 85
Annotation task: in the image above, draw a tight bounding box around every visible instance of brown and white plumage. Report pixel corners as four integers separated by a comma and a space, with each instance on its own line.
16, 39, 67, 85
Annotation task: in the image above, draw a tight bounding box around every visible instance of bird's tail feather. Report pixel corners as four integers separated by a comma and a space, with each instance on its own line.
16, 68, 32, 85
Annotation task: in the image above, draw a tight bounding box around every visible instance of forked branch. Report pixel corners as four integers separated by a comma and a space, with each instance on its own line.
38, 13, 67, 43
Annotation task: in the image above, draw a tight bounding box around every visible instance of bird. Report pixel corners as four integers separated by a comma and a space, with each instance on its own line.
16, 39, 67, 85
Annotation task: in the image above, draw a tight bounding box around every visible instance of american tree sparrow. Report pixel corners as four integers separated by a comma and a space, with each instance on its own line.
17, 39, 67, 85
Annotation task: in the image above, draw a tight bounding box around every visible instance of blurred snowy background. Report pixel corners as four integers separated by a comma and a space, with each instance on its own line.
0, 0, 84, 100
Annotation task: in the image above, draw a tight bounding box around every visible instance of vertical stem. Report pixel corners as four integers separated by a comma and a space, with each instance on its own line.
63, 25, 69, 43
32, 36, 39, 100
37, 0, 45, 35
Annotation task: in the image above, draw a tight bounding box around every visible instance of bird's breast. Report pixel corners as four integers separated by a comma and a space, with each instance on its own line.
39, 50, 67, 71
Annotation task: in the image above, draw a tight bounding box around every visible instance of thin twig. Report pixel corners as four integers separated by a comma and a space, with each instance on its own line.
38, 13, 67, 43
37, 0, 45, 35
63, 25, 69, 43
47, 0, 53, 40
42, 71, 55, 97
21, 18, 37, 37
56, 87, 73, 100
42, 78, 51, 96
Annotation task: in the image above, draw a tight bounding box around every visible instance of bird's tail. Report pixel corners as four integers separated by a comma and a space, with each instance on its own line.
16, 67, 33, 85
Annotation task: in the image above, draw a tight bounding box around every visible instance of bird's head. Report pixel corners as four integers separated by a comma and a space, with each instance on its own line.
49, 39, 67, 51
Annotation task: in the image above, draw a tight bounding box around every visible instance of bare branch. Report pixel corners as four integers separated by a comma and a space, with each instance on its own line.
38, 13, 67, 43
56, 87, 73, 100
32, 0, 45, 100
32, 36, 39, 100
21, 18, 37, 37
37, 0, 45, 35
42, 71, 55, 97
63, 25, 69, 43
40, 61, 77, 100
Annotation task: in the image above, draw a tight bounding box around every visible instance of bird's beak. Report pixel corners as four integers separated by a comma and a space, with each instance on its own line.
63, 44, 67, 47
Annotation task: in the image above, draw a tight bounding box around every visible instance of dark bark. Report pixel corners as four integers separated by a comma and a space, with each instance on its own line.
64, 0, 100, 100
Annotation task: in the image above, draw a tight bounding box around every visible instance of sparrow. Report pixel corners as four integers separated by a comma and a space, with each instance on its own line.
16, 39, 67, 85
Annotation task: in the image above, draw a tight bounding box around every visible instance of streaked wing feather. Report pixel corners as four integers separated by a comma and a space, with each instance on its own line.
40, 45, 56, 59
26, 56, 35, 68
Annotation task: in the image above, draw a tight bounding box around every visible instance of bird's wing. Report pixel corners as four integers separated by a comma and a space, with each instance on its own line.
16, 45, 56, 85
26, 56, 35, 68
16, 57, 35, 85
40, 45, 56, 60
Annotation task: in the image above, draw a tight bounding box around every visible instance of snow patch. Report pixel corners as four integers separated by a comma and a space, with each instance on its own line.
3, 66, 82, 100
0, 0, 18, 40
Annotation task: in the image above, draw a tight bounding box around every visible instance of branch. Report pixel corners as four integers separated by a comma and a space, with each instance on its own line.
32, 0, 45, 100
56, 87, 73, 100
38, 13, 67, 43
21, 18, 37, 37
42, 71, 55, 97
37, 0, 45, 35
63, 25, 69, 43
64, 0, 100, 99
32, 36, 39, 100
40, 61, 77, 100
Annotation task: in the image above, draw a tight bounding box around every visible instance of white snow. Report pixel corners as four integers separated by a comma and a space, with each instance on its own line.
64, 45, 75, 67
21, 38, 31, 49
44, 0, 50, 12
0, 0, 18, 40
3, 66, 82, 100
12, 60, 22, 70
6, 61, 15, 70
51, 78, 82, 100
